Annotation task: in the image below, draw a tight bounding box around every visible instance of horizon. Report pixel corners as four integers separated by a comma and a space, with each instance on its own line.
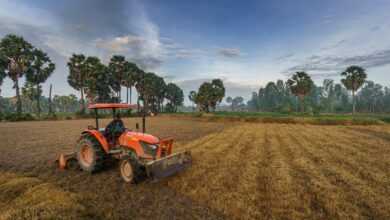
1, 0, 390, 104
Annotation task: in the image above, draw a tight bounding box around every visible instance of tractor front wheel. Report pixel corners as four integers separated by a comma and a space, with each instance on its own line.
119, 156, 145, 183
77, 136, 105, 173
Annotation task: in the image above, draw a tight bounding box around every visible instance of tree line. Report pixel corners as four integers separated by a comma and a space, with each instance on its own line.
0, 34, 184, 117
247, 66, 390, 114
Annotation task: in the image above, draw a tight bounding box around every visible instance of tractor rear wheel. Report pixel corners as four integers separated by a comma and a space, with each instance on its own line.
77, 135, 105, 173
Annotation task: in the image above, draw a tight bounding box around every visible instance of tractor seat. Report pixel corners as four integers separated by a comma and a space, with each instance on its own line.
104, 119, 126, 145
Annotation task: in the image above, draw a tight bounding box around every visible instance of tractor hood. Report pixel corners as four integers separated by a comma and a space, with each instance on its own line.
125, 131, 160, 144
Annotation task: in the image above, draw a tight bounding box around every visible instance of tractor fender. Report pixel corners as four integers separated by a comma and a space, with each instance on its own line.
80, 130, 110, 153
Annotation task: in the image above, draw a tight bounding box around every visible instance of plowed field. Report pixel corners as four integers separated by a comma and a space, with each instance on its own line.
1, 117, 390, 219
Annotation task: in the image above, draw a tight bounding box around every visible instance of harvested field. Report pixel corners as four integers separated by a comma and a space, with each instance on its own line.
1, 116, 390, 219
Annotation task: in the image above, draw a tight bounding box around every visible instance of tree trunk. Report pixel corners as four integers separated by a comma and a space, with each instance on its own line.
36, 84, 41, 118
352, 90, 356, 115
15, 78, 22, 115
126, 86, 129, 104
80, 88, 85, 114
129, 86, 132, 104
118, 87, 121, 103
48, 84, 53, 115
299, 95, 305, 113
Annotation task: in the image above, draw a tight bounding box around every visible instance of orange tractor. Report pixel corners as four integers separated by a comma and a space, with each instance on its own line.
58, 103, 192, 183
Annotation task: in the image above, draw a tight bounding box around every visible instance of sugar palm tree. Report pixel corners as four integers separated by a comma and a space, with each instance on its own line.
0, 34, 34, 115
25, 48, 55, 117
287, 71, 313, 112
341, 65, 367, 114
67, 54, 87, 113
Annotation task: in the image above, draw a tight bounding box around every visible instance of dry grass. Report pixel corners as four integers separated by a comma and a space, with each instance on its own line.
1, 116, 390, 219
168, 123, 390, 220
0, 172, 91, 220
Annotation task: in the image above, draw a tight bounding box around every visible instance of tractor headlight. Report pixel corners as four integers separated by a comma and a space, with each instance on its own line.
140, 141, 158, 156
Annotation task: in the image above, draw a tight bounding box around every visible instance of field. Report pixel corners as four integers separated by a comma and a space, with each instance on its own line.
1, 116, 390, 219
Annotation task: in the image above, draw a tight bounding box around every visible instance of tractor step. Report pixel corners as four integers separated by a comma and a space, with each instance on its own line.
145, 151, 192, 179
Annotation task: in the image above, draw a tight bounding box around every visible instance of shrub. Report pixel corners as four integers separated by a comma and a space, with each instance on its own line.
4, 113, 35, 122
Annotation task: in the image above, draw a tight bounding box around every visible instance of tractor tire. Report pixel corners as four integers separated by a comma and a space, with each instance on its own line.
119, 155, 145, 183
77, 135, 106, 173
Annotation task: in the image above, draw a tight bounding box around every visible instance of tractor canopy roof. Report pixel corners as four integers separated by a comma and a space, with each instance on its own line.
88, 103, 138, 109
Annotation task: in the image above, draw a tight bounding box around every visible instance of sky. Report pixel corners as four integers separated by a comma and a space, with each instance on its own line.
1, 0, 390, 104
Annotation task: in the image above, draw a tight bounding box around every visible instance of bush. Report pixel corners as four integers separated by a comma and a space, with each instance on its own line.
4, 113, 35, 122
42, 114, 58, 120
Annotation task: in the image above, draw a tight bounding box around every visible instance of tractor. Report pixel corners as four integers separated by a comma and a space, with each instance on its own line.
57, 103, 192, 183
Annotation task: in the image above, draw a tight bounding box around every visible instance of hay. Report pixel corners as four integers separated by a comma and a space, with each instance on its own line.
0, 172, 90, 220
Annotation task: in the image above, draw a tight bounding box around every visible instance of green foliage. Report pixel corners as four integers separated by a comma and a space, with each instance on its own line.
287, 71, 314, 112
4, 112, 35, 121
0, 34, 34, 114
341, 65, 367, 114
165, 83, 184, 112
194, 78, 225, 112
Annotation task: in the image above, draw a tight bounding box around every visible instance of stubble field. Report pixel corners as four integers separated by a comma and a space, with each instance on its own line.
0, 116, 390, 219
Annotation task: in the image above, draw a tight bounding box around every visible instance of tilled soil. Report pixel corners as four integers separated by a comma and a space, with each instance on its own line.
1, 117, 390, 219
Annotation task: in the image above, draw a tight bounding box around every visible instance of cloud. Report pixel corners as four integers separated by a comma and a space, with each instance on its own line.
283, 49, 390, 76
217, 48, 242, 58
320, 39, 347, 51
275, 53, 295, 62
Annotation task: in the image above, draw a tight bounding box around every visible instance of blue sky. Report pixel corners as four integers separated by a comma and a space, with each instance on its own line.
1, 0, 390, 103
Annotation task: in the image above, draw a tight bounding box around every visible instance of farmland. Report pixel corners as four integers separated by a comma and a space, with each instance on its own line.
1, 116, 390, 219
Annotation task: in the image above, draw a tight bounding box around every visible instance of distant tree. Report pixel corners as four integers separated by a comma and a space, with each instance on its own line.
109, 55, 127, 102
122, 62, 140, 104
0, 56, 6, 97
341, 65, 367, 114
287, 71, 314, 112
321, 79, 335, 112
0, 34, 34, 115
226, 96, 233, 110
195, 82, 213, 112
232, 96, 244, 111
53, 94, 79, 112
358, 81, 384, 113
25, 48, 55, 117
84, 57, 114, 103
67, 54, 87, 113
209, 79, 225, 111
165, 83, 184, 112
22, 81, 39, 112
188, 90, 197, 111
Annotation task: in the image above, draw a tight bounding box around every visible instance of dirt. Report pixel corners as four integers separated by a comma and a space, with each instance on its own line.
1, 116, 390, 219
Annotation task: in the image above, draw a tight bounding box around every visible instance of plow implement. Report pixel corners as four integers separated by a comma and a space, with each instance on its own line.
145, 151, 192, 179
56, 150, 192, 181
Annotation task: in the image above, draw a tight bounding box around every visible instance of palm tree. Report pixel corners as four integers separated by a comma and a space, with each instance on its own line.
25, 48, 55, 117
0, 34, 34, 115
0, 57, 6, 96
67, 54, 87, 113
123, 62, 140, 104
287, 71, 313, 112
109, 55, 127, 102
341, 65, 367, 114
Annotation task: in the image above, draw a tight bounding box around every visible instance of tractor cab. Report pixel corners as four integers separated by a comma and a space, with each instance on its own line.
88, 103, 136, 146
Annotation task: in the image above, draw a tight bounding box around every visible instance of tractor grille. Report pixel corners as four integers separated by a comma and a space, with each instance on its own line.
140, 142, 158, 157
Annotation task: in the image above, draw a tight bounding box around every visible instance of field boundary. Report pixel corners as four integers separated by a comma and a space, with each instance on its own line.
167, 113, 387, 125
